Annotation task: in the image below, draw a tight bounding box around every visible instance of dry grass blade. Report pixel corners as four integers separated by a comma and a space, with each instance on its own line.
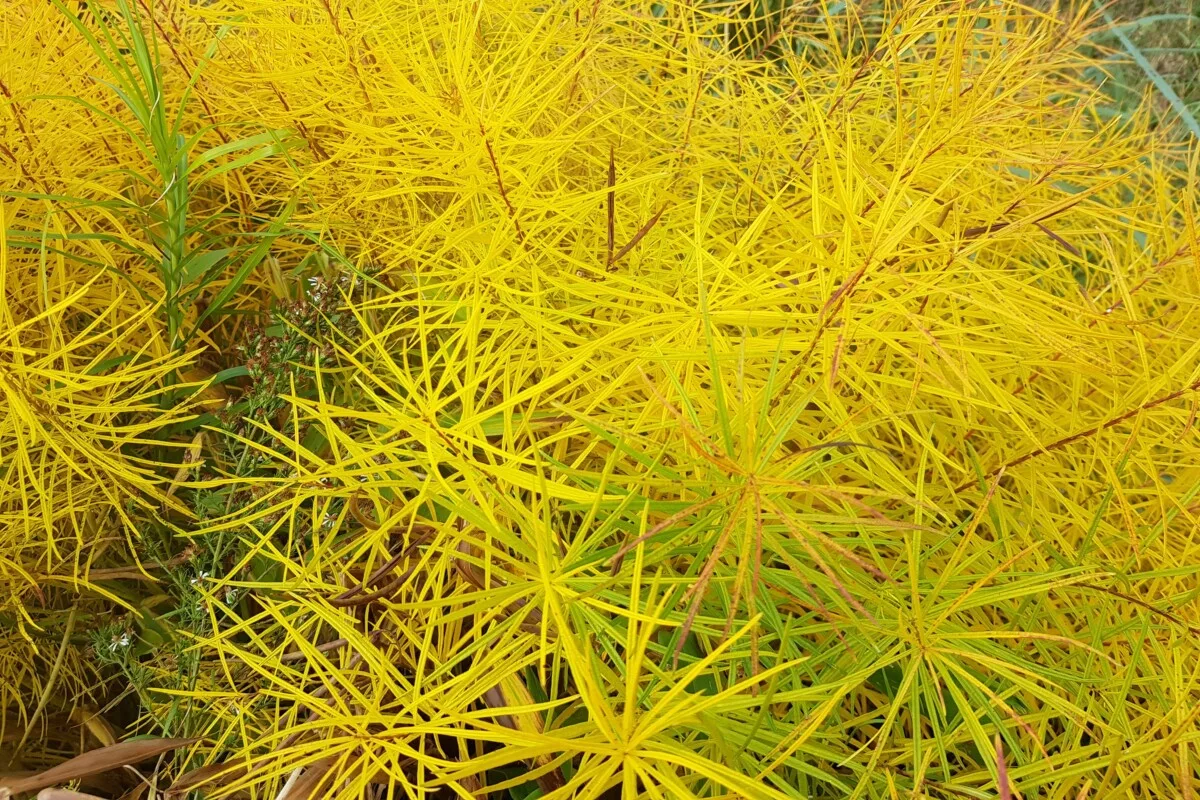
35, 790, 110, 800
1, 740, 198, 797
275, 759, 333, 800
609, 205, 666, 265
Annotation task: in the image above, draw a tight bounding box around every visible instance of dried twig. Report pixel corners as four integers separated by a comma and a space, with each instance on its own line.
606, 144, 616, 266
958, 377, 1200, 491
481, 126, 526, 244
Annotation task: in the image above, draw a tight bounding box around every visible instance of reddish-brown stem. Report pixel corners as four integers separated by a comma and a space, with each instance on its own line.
606, 145, 616, 266
481, 127, 527, 244
956, 377, 1200, 491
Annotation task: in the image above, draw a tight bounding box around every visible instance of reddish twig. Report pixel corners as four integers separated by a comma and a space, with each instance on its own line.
280, 637, 351, 663
956, 377, 1200, 491
606, 144, 616, 266
330, 530, 430, 606
481, 126, 526, 244
1075, 582, 1200, 637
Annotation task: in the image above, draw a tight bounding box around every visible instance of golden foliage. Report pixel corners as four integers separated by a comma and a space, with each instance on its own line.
2, 0, 1199, 798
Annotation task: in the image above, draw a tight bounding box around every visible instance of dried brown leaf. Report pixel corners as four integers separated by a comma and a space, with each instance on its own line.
3, 739, 197, 797
277, 759, 333, 800
36, 790, 110, 800
166, 761, 247, 798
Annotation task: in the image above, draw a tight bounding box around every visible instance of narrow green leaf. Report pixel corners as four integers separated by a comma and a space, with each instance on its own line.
179, 247, 234, 288
1093, 1, 1200, 139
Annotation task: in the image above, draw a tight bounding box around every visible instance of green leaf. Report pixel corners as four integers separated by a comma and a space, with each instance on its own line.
85, 353, 139, 375
180, 247, 234, 287
188, 198, 297, 338
1092, 1, 1200, 139
1091, 14, 1197, 38
191, 133, 303, 185
211, 365, 250, 384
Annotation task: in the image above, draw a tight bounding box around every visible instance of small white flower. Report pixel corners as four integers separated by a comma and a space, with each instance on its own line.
322, 513, 337, 530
